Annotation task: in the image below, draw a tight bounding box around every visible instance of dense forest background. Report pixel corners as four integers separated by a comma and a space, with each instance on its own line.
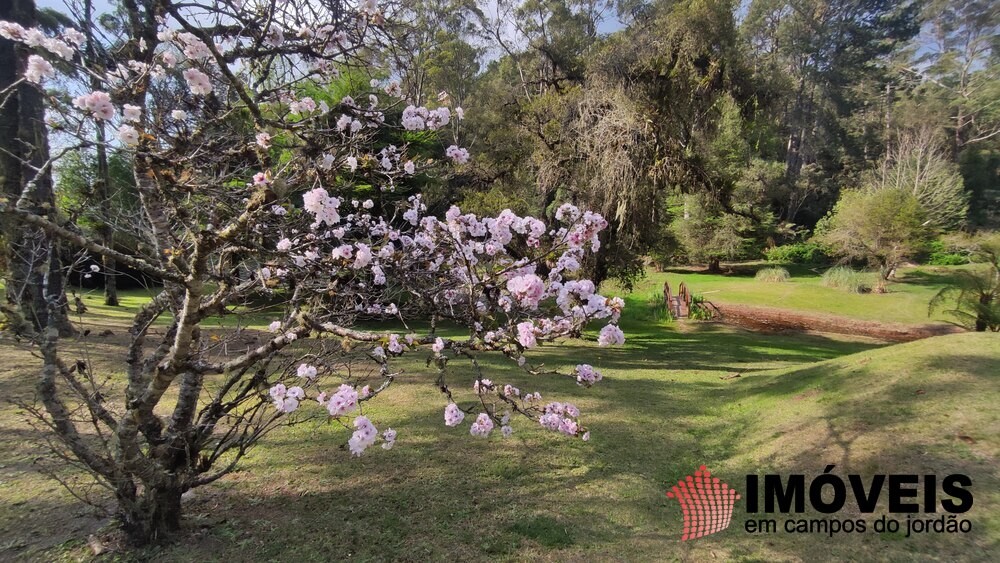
32, 0, 1000, 294
354, 0, 997, 287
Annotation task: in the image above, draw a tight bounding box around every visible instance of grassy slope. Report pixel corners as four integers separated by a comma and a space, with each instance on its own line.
135, 331, 993, 562
622, 264, 968, 325
0, 268, 996, 561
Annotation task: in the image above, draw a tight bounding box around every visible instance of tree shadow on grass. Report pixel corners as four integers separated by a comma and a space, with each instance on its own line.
894, 267, 968, 289
537, 322, 884, 375
157, 345, 999, 562
5, 325, 987, 561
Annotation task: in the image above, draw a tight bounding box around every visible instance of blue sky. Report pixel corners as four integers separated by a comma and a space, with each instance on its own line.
38, 0, 114, 15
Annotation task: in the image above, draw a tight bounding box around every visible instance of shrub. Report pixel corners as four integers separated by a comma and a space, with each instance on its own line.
924, 239, 969, 266
819, 187, 930, 279
821, 266, 872, 294
929, 233, 1000, 332
755, 267, 791, 282
688, 294, 716, 320
765, 242, 830, 264
647, 293, 675, 322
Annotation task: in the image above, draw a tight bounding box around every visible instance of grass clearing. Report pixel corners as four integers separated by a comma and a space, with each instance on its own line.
0, 266, 997, 561
622, 263, 969, 325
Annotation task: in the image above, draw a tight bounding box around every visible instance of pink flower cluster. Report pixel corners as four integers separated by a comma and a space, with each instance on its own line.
349, 416, 378, 456
444, 403, 465, 426
323, 384, 359, 417
445, 145, 470, 164
470, 413, 494, 437
25, 55, 54, 84
539, 402, 584, 437
72, 91, 115, 120
506, 274, 545, 310
401, 105, 451, 130
269, 383, 305, 413
598, 324, 626, 347
296, 363, 318, 380
301, 187, 341, 227
575, 364, 603, 387
0, 22, 77, 60
183, 68, 213, 95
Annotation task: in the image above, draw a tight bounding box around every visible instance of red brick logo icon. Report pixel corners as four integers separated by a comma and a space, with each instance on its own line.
666, 465, 741, 541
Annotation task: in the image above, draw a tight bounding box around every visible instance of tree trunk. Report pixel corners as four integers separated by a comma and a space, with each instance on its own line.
975, 293, 990, 332
784, 78, 807, 180
0, 0, 74, 336
118, 483, 184, 546
707, 257, 721, 274
0, 3, 26, 330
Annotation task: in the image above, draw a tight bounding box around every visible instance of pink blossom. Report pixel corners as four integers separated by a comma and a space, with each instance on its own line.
353, 243, 372, 268
432, 337, 445, 353
470, 413, 494, 437
255, 132, 271, 148
118, 125, 139, 146
506, 274, 545, 309
444, 403, 464, 426
182, 68, 212, 95
387, 334, 404, 354
25, 55, 54, 84
302, 187, 341, 227
62, 28, 85, 47
296, 363, 317, 380
381, 428, 396, 450
575, 364, 603, 387
72, 91, 115, 120
269, 383, 302, 413
445, 144, 469, 164
263, 27, 284, 47
516, 321, 537, 348
122, 104, 142, 122
318, 153, 335, 170
348, 416, 377, 456
326, 384, 359, 417
597, 324, 625, 347
332, 245, 353, 260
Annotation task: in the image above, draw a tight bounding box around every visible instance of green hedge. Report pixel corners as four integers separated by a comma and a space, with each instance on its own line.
765, 242, 830, 264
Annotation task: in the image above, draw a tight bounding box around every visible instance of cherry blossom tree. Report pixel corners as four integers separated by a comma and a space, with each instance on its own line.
0, 0, 623, 545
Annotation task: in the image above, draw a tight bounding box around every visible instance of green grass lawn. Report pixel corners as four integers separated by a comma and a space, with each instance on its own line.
0, 266, 997, 561
69, 262, 967, 332
618, 263, 970, 326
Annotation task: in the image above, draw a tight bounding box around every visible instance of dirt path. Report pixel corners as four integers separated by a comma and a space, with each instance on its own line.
712, 302, 964, 342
